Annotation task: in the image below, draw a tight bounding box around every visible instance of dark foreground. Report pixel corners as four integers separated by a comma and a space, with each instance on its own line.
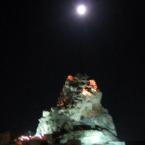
0, 132, 144, 145
126, 141, 145, 145
0, 141, 145, 145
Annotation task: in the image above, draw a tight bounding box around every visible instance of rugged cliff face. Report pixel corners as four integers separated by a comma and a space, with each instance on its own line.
35, 74, 125, 145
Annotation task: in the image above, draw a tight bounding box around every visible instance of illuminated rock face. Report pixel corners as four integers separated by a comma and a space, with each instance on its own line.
36, 74, 125, 145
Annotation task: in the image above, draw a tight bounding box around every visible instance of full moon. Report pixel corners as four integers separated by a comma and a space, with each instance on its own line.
76, 4, 87, 16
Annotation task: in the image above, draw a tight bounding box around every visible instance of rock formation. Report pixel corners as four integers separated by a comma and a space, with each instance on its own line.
36, 74, 125, 145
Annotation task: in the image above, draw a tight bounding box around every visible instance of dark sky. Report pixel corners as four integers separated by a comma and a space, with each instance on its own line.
0, 0, 145, 142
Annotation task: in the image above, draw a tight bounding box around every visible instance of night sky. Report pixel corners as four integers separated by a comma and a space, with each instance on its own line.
0, 0, 145, 142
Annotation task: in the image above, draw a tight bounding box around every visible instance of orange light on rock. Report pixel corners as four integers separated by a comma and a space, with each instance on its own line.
89, 80, 98, 90
67, 75, 75, 81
